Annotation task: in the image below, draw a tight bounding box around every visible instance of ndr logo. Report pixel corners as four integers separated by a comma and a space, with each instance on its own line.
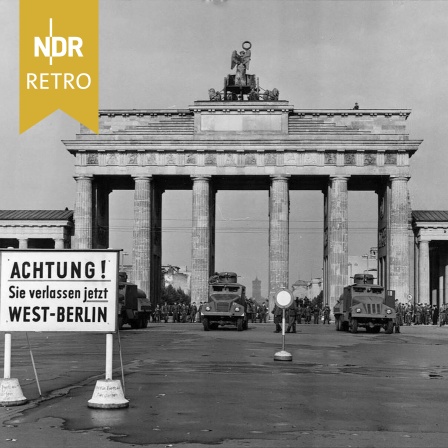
34, 18, 83, 65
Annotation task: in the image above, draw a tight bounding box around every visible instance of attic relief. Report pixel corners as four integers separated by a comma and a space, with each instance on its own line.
265, 153, 276, 165
87, 153, 98, 165
303, 153, 317, 165
364, 152, 376, 165
325, 153, 336, 165
205, 154, 216, 165
245, 154, 257, 165
107, 153, 117, 165
166, 154, 176, 165
284, 153, 296, 165
128, 153, 138, 164
344, 153, 356, 165
225, 154, 236, 166
385, 153, 397, 165
146, 153, 157, 165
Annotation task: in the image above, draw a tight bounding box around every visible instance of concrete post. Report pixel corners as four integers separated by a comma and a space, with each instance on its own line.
74, 175, 93, 249
327, 176, 349, 310
132, 176, 152, 296
191, 176, 211, 304
268, 175, 290, 316
18, 239, 28, 249
389, 176, 410, 302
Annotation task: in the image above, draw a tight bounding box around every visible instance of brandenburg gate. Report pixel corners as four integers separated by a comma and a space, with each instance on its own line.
63, 44, 422, 313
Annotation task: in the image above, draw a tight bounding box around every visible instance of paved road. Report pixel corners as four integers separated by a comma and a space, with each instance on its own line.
1, 322, 448, 447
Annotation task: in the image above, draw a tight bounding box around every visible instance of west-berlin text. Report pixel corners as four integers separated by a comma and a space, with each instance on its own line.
8, 306, 107, 323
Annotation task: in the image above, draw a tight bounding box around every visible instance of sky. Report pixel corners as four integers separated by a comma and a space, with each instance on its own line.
1, 0, 448, 297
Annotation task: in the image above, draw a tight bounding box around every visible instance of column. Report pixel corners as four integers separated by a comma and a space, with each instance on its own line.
323, 191, 329, 305
132, 176, 152, 296
268, 175, 289, 315
444, 249, 448, 305
92, 182, 111, 249
18, 238, 28, 249
191, 176, 211, 304
414, 239, 419, 305
209, 185, 217, 275
54, 238, 65, 249
74, 175, 93, 249
327, 176, 348, 310
408, 215, 415, 301
150, 187, 163, 306
438, 248, 444, 307
418, 239, 430, 304
431, 247, 438, 306
377, 184, 389, 288
389, 176, 410, 302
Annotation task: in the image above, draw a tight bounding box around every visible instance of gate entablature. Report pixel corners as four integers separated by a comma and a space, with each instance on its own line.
64, 106, 421, 181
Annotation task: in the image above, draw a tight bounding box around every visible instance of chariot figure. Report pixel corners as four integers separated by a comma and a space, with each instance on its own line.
208, 88, 222, 101
248, 86, 259, 101
263, 88, 279, 101
231, 47, 251, 86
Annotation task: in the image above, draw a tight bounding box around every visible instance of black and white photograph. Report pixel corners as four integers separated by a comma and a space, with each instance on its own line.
1, 1, 448, 447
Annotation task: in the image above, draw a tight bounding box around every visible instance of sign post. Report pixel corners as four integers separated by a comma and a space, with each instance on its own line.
274, 288, 293, 362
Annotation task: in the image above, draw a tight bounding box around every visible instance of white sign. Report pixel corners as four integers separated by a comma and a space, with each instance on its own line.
275, 289, 293, 309
0, 250, 119, 332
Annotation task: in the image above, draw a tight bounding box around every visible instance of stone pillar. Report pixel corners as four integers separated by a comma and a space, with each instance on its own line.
323, 191, 329, 305
18, 238, 28, 249
74, 175, 93, 249
268, 175, 289, 315
191, 176, 211, 304
389, 176, 410, 302
444, 250, 448, 305
327, 176, 348, 310
377, 184, 389, 289
132, 176, 152, 296
414, 239, 419, 305
54, 238, 65, 249
418, 239, 430, 304
209, 186, 217, 276
438, 248, 444, 307
150, 187, 163, 306
430, 247, 438, 306
408, 208, 415, 301
92, 182, 111, 249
